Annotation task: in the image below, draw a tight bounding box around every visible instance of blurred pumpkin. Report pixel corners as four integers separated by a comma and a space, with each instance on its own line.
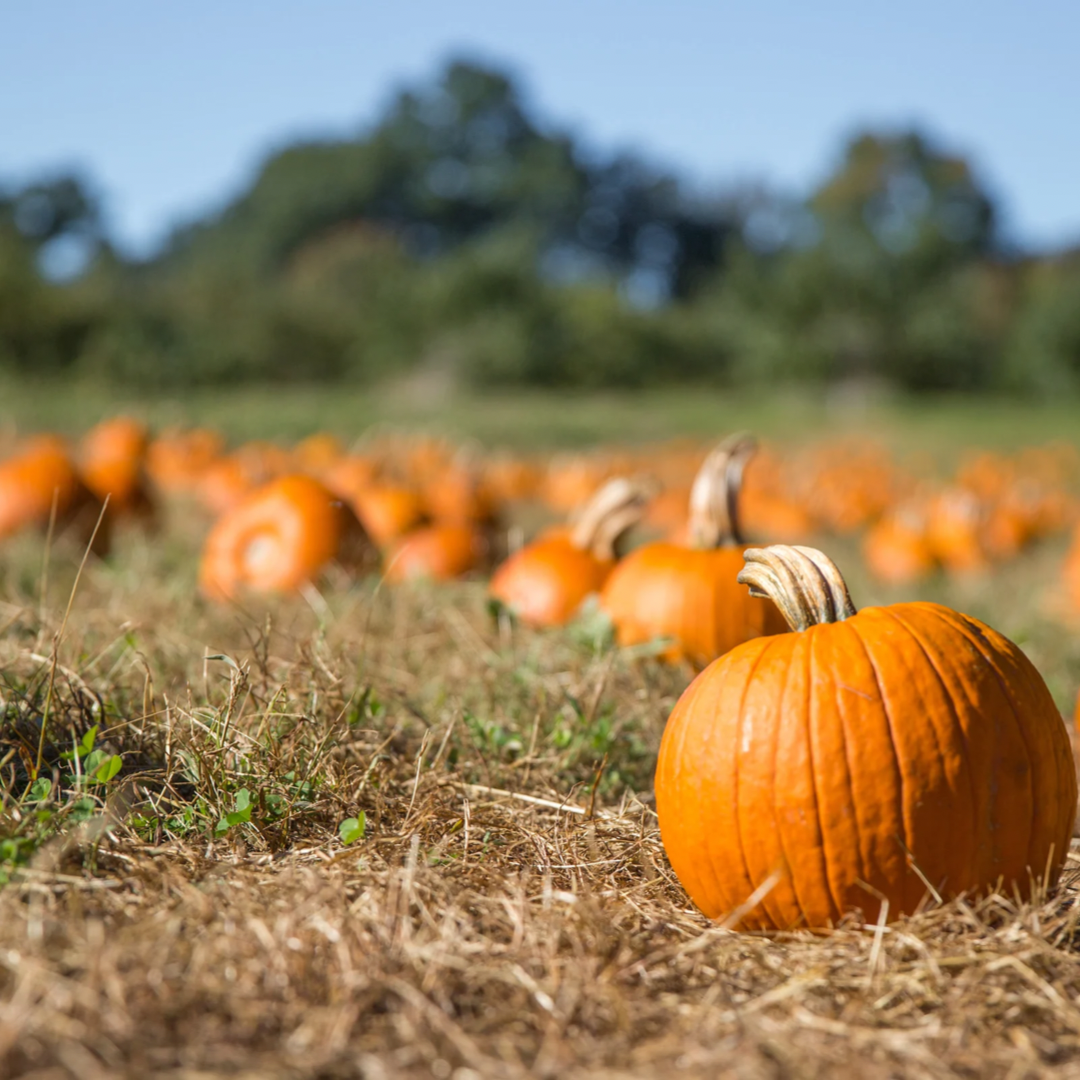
384, 522, 487, 583
0, 435, 110, 554
146, 427, 225, 494
863, 504, 935, 584
198, 441, 290, 517
925, 488, 989, 575
199, 475, 373, 600
78, 416, 156, 521
600, 434, 787, 668
349, 483, 428, 547
292, 432, 344, 475
490, 476, 654, 627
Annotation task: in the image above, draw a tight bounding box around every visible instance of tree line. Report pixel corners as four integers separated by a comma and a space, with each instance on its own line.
2, 59, 1079, 393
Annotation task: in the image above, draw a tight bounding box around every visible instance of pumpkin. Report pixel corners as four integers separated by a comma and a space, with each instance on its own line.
324, 455, 380, 503
292, 432, 344, 475
490, 476, 654, 627
600, 435, 787, 668
78, 416, 156, 520
925, 488, 989, 575
199, 475, 373, 600
423, 455, 498, 527
348, 483, 428, 547
862, 504, 935, 584
656, 544, 1077, 930
383, 522, 487, 584
146, 427, 225, 494
0, 435, 110, 554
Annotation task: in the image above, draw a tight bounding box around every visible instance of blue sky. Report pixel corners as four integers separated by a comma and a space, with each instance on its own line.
3, 1, 1076, 255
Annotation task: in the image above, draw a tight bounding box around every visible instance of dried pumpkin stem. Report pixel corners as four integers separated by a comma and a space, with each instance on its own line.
737, 545, 857, 631
571, 476, 657, 560
687, 433, 758, 549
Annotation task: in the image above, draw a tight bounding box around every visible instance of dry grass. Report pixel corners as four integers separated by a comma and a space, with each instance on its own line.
2, 505, 1080, 1078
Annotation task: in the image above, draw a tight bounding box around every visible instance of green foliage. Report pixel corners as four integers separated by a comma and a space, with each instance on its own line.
215, 788, 253, 834
1, 62, 1079, 394
338, 814, 366, 845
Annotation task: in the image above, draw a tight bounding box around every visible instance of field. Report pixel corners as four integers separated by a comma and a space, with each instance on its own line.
3, 385, 1080, 1079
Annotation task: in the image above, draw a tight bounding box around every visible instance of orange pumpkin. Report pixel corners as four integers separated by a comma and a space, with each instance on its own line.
862, 505, 935, 584
656, 544, 1077, 930
0, 435, 110, 553
383, 523, 487, 583
323, 455, 380, 502
146, 427, 225, 494
199, 475, 372, 600
490, 476, 653, 627
292, 432, 344, 475
349, 483, 428, 547
925, 488, 989, 574
78, 416, 156, 519
600, 435, 787, 668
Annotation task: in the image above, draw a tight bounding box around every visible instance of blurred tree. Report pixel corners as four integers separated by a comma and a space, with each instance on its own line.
713, 130, 1004, 391
6, 67, 1080, 396
1002, 252, 1080, 393
163, 59, 731, 300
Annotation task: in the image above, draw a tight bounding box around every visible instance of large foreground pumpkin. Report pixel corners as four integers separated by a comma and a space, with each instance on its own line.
655, 544, 1077, 930
600, 434, 787, 668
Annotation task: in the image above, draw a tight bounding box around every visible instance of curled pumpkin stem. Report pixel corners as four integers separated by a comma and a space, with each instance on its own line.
571, 475, 658, 560
687, 433, 758, 549
737, 544, 857, 631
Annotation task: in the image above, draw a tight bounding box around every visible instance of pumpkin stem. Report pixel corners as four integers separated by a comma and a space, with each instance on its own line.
687, 433, 758, 549
571, 476, 657, 560
737, 545, 857, 631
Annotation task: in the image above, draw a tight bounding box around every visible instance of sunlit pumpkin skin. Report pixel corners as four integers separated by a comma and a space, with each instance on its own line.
600, 435, 786, 669
78, 416, 156, 519
199, 475, 369, 600
0, 436, 110, 553
602, 543, 786, 666
491, 538, 612, 626
490, 476, 653, 627
655, 545, 1078, 931
384, 523, 486, 583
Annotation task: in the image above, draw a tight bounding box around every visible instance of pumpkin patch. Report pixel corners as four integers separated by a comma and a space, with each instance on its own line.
3, 408, 1080, 1079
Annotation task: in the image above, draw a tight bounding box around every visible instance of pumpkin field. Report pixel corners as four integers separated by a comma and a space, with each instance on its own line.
3, 385, 1080, 1079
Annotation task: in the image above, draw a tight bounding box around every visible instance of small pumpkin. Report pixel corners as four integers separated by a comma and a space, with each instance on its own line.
78, 416, 156, 521
490, 476, 654, 627
0, 435, 110, 554
292, 432, 344, 475
423, 454, 498, 528
349, 483, 428, 547
146, 427, 225, 494
656, 544, 1077, 930
600, 435, 787, 668
862, 504, 935, 585
383, 522, 487, 584
199, 475, 373, 600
